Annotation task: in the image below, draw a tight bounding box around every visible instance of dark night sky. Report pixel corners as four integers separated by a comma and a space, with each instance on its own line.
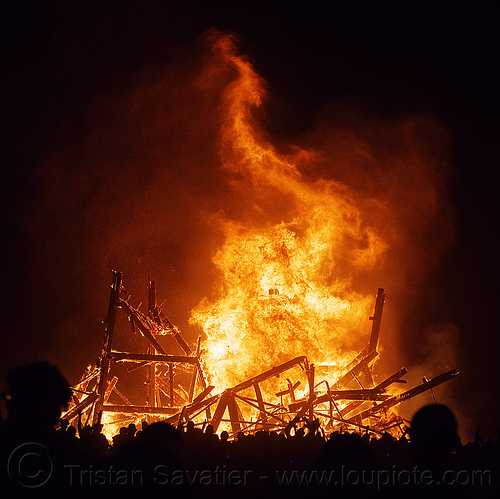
2, 2, 499, 435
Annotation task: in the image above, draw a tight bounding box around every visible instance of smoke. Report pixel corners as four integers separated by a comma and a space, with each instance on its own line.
16, 30, 457, 411
296, 110, 456, 366
16, 33, 238, 383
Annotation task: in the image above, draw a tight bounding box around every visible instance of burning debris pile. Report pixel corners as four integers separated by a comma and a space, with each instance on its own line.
59, 32, 458, 441
63, 271, 459, 440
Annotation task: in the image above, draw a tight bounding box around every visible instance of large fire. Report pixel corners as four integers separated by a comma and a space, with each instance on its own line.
63, 31, 458, 440
190, 34, 386, 391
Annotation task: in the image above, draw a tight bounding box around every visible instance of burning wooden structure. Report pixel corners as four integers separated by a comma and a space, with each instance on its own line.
63, 271, 459, 438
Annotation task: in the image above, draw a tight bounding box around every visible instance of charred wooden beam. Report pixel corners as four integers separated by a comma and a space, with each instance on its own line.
185, 393, 220, 415
110, 352, 198, 364
374, 367, 408, 391
169, 363, 174, 407
328, 389, 389, 401
195, 358, 208, 391
231, 357, 307, 393
276, 380, 300, 400
119, 300, 168, 354
340, 400, 370, 418
333, 350, 378, 389
157, 309, 192, 355
63, 393, 98, 422
104, 376, 119, 404
343, 346, 369, 373
284, 395, 316, 435
147, 280, 157, 412
192, 385, 215, 404
369, 288, 385, 353
323, 369, 407, 402
188, 361, 199, 404
148, 278, 194, 356
253, 383, 270, 430
234, 393, 287, 425
156, 378, 170, 401
289, 354, 383, 413
346, 369, 460, 423
227, 393, 242, 434
94, 271, 122, 424
126, 361, 149, 372
188, 337, 202, 402
163, 393, 220, 426
102, 405, 179, 415
362, 365, 375, 388
178, 405, 188, 425
233, 393, 284, 410
148, 278, 157, 318
111, 385, 132, 406
210, 390, 232, 433
308, 363, 315, 421
73, 368, 99, 390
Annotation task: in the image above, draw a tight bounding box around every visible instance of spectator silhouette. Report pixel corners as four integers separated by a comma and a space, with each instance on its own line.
0, 364, 497, 498
410, 403, 458, 472
1, 362, 73, 497
4, 361, 72, 437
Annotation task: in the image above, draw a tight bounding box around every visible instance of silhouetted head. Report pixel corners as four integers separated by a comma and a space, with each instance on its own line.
80, 425, 92, 438
411, 404, 458, 468
139, 421, 182, 456
5, 361, 72, 429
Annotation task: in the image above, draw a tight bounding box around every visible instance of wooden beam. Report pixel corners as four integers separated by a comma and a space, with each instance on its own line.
62, 393, 98, 422
346, 369, 460, 423
234, 393, 287, 425
104, 376, 118, 403
328, 389, 389, 401
147, 280, 157, 413
119, 300, 168, 354
102, 405, 179, 415
211, 390, 232, 432
227, 393, 242, 434
111, 352, 198, 364
188, 337, 202, 402
163, 393, 220, 425
284, 395, 316, 435
231, 357, 306, 393
158, 311, 193, 355
94, 271, 122, 424
333, 350, 378, 389
374, 367, 408, 391
169, 363, 174, 407
276, 380, 300, 399
369, 288, 385, 353
308, 363, 315, 421
192, 385, 215, 404
253, 383, 270, 430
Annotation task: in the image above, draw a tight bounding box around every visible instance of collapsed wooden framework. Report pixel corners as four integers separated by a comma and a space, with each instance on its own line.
63, 271, 460, 438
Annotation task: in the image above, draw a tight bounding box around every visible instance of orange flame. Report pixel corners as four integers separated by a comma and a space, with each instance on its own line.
190, 33, 387, 393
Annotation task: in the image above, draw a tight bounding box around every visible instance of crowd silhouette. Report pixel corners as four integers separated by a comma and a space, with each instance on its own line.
1, 362, 498, 498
